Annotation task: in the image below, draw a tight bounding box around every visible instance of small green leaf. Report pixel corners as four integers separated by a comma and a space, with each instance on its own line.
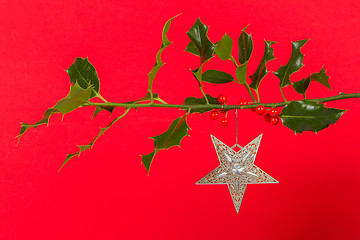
187, 18, 215, 64
202, 70, 234, 84
141, 114, 190, 174
59, 145, 92, 172
249, 40, 276, 90
141, 151, 157, 173
191, 66, 203, 84
238, 26, 253, 64
293, 67, 331, 97
54, 82, 94, 115
215, 34, 233, 61
148, 14, 180, 93
293, 78, 310, 98
185, 42, 200, 56
311, 67, 331, 89
235, 62, 248, 85
60, 153, 78, 171
274, 39, 309, 88
93, 106, 115, 118
66, 57, 100, 98
183, 94, 218, 113
18, 108, 58, 141
281, 100, 345, 133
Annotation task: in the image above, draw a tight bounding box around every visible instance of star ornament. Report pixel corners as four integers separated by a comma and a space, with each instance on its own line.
196, 134, 278, 213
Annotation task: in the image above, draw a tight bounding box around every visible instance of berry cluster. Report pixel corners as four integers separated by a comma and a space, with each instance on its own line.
210, 94, 229, 126
240, 99, 280, 125
209, 95, 281, 126
255, 105, 280, 125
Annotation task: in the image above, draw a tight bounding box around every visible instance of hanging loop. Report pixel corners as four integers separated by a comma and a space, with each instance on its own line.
231, 107, 242, 151
235, 107, 238, 145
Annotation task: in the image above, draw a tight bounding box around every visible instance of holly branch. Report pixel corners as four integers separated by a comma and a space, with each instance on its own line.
19, 15, 360, 173
84, 92, 360, 110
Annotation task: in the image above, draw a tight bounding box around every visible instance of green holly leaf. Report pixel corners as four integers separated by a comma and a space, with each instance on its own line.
141, 114, 190, 174
18, 108, 58, 142
66, 57, 100, 99
185, 42, 200, 56
183, 94, 218, 113
202, 70, 234, 84
238, 26, 253, 64
60, 108, 130, 171
292, 78, 309, 97
152, 115, 190, 151
140, 152, 157, 174
186, 18, 215, 64
215, 34, 233, 61
19, 82, 93, 141
281, 100, 345, 133
148, 14, 180, 94
249, 40, 276, 90
274, 39, 309, 88
54, 82, 94, 115
293, 67, 331, 97
235, 26, 253, 85
60, 145, 91, 172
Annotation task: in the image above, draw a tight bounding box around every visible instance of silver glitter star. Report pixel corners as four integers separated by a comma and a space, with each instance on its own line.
196, 134, 278, 213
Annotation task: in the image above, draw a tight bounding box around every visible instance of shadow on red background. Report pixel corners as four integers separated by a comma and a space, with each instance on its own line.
1, 0, 360, 239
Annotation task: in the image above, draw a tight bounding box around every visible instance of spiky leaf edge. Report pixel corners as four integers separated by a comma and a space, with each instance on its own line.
59, 93, 162, 171
148, 14, 181, 100
141, 114, 190, 174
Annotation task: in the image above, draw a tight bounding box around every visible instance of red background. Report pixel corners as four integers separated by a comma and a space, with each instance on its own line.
1, 0, 360, 239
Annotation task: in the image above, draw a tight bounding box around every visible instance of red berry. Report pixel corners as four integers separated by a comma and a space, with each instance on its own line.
217, 94, 227, 104
210, 111, 220, 120
270, 116, 279, 125
269, 108, 280, 117
238, 99, 248, 105
219, 109, 227, 114
220, 118, 229, 126
255, 105, 266, 115
264, 113, 271, 123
